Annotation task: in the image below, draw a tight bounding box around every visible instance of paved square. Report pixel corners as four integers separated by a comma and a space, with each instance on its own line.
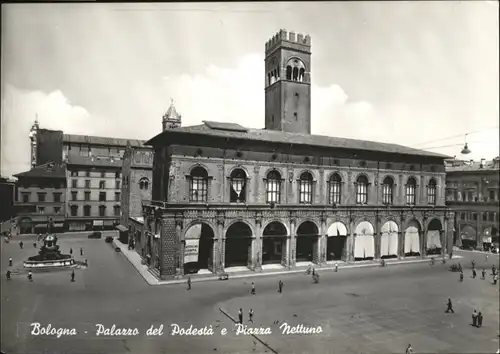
2, 234, 499, 354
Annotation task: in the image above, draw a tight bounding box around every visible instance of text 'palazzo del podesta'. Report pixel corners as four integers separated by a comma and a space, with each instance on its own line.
142, 29, 453, 279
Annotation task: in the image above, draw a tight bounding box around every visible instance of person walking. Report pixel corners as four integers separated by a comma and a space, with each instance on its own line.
406, 344, 414, 354
6, 270, 11, 280
69, 248, 73, 255
335, 262, 339, 272
80, 248, 83, 256
482, 268, 486, 279
445, 298, 454, 313
27, 271, 32, 282
238, 308, 243, 324
278, 280, 283, 293
472, 309, 478, 327
19, 241, 23, 249
248, 309, 254, 323
477, 312, 483, 328
472, 259, 475, 269
251, 282, 256, 295
187, 276, 191, 291
493, 274, 498, 285
33, 242, 37, 248
472, 268, 477, 279
460, 271, 464, 282
8, 257, 12, 267
71, 270, 75, 282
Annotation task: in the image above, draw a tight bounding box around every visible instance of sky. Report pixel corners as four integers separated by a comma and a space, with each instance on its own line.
1, 2, 499, 177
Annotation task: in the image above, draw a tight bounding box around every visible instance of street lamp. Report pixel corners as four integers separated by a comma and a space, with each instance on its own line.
461, 134, 471, 155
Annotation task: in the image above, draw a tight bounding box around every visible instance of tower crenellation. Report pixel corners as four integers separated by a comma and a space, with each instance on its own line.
265, 29, 311, 53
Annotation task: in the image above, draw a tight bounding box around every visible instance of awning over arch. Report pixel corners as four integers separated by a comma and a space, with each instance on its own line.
185, 224, 202, 239
381, 221, 399, 233
327, 222, 348, 236
355, 221, 374, 236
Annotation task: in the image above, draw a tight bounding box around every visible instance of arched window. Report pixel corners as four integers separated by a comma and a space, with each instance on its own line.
382, 177, 394, 205
230, 169, 246, 203
139, 177, 149, 190
113, 205, 121, 217
356, 175, 369, 204
189, 166, 209, 202
292, 67, 299, 81
427, 179, 437, 205
266, 170, 281, 204
328, 173, 342, 204
99, 205, 106, 217
406, 177, 417, 205
84, 205, 91, 217
299, 172, 313, 204
286, 66, 292, 80
299, 68, 305, 82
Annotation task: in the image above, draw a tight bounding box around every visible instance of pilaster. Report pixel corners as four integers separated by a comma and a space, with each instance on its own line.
175, 220, 184, 277
421, 216, 428, 257
320, 213, 327, 264
347, 213, 355, 262
374, 213, 381, 260
253, 213, 263, 271
216, 215, 224, 273
289, 216, 297, 267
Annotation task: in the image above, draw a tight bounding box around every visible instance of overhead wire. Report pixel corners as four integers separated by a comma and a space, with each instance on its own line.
412, 126, 499, 147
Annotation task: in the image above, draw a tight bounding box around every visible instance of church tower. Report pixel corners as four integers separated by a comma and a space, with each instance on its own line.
264, 29, 312, 134
162, 99, 182, 131
28, 116, 40, 168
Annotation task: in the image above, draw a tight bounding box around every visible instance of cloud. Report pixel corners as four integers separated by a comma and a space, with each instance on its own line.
2, 53, 498, 177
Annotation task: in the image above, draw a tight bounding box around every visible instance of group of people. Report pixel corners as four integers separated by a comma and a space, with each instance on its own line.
237, 307, 254, 324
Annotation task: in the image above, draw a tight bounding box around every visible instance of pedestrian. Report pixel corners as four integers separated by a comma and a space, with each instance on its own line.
472, 309, 478, 327
6, 270, 11, 280
472, 259, 475, 269
472, 268, 477, 279
71, 270, 75, 282
406, 344, 414, 354
19, 241, 23, 249
69, 248, 73, 255
492, 265, 497, 276
8, 257, 12, 267
238, 308, 243, 324
460, 272, 464, 282
482, 269, 486, 279
248, 309, 254, 323
335, 262, 338, 272
187, 276, 191, 291
251, 282, 256, 295
445, 298, 454, 313
477, 312, 483, 327
33, 242, 37, 248
27, 271, 32, 282
493, 274, 498, 285
449, 251, 453, 259
312, 267, 315, 276
278, 280, 283, 293
80, 248, 83, 256
485, 254, 488, 263
458, 263, 463, 273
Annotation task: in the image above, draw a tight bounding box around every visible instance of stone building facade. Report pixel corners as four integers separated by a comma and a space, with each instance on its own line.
142, 30, 453, 280
445, 157, 500, 250
14, 163, 67, 234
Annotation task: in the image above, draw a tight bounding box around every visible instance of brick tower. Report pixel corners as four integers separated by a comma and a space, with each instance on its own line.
264, 29, 312, 134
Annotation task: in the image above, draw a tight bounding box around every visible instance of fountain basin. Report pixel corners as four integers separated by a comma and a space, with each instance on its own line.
24, 258, 75, 269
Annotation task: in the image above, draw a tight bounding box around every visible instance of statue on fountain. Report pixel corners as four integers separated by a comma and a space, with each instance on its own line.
26, 234, 72, 262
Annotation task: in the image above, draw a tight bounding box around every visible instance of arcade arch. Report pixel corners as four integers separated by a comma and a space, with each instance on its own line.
460, 224, 477, 249
427, 218, 442, 255
225, 221, 252, 268
326, 222, 348, 261
296, 221, 319, 263
381, 221, 399, 259
262, 221, 288, 265
183, 222, 214, 274
404, 220, 421, 256
354, 221, 375, 260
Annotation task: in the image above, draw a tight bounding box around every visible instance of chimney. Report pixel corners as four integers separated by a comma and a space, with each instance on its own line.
480, 158, 486, 168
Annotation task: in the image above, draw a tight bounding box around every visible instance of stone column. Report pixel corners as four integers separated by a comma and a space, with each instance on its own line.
421, 217, 428, 257
175, 220, 184, 277
347, 215, 355, 262
253, 214, 263, 271
374, 215, 381, 260
215, 217, 225, 274
289, 217, 297, 267
320, 213, 327, 264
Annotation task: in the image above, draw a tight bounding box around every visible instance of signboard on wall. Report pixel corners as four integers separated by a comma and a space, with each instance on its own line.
184, 239, 200, 263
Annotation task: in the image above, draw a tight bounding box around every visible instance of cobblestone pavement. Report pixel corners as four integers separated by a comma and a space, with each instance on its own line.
1, 235, 499, 354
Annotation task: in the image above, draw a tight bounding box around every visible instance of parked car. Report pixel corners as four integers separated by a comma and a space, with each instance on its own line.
88, 231, 102, 239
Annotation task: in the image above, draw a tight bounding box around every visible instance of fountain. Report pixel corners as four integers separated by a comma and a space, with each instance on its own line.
24, 234, 75, 269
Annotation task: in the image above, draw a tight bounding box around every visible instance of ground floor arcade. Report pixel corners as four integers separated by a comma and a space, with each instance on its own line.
142, 205, 454, 278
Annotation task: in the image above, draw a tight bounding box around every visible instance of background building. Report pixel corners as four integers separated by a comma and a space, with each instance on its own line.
142, 30, 453, 280
13, 162, 66, 234
0, 176, 17, 233
445, 157, 500, 250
